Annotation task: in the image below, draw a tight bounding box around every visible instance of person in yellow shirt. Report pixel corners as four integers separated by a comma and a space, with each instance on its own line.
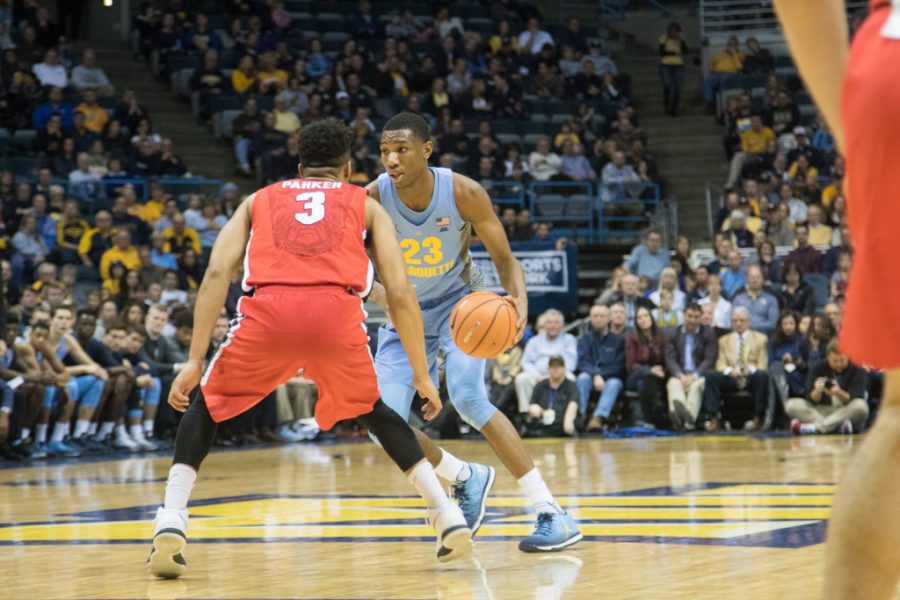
256, 52, 288, 95
78, 210, 117, 268
658, 22, 688, 116
806, 204, 833, 247
76, 89, 109, 134
163, 213, 201, 257
726, 114, 775, 188
272, 93, 300, 134
99, 230, 141, 281
131, 182, 168, 224
489, 20, 521, 56
231, 55, 258, 95
57, 200, 90, 264
704, 36, 743, 112
788, 154, 819, 184
553, 122, 581, 150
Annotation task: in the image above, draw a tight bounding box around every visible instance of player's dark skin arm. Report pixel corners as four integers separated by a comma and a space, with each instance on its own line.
168, 194, 254, 412
453, 173, 528, 340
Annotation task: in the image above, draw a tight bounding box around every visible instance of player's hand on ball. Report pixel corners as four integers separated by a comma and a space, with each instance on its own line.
506, 295, 528, 343
414, 376, 442, 421
169, 360, 203, 412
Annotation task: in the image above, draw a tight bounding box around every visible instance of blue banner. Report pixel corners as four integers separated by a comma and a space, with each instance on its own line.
471, 243, 579, 317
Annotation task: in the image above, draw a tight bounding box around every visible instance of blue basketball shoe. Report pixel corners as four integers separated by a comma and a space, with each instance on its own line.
450, 462, 495, 536
519, 511, 582, 553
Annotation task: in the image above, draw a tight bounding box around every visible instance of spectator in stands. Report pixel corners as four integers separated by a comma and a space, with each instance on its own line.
766, 88, 800, 137
514, 309, 577, 414
528, 137, 562, 182
257, 52, 288, 95
137, 245, 164, 288
702, 307, 769, 432
726, 114, 775, 188
830, 250, 852, 300
160, 269, 187, 307
78, 210, 114, 269
11, 214, 48, 284
620, 231, 664, 287
68, 153, 106, 203
723, 209, 754, 249
823, 224, 851, 278
653, 288, 683, 331
648, 266, 686, 309
742, 37, 774, 75
33, 86, 74, 130
778, 261, 816, 315
71, 49, 113, 96
704, 36, 743, 112
764, 203, 794, 247
518, 16, 554, 56
751, 240, 783, 285
162, 212, 201, 258
576, 303, 626, 432
665, 303, 717, 430
720, 250, 746, 299
56, 200, 88, 265
190, 49, 229, 121
658, 22, 687, 116
231, 97, 262, 176
531, 61, 564, 98
698, 273, 732, 330
787, 340, 868, 435
99, 230, 139, 282
688, 265, 711, 303
32, 47, 67, 89
769, 310, 810, 417
526, 355, 579, 437
559, 141, 597, 182
598, 147, 638, 199
77, 89, 109, 135
625, 306, 667, 427
732, 264, 779, 335
787, 223, 823, 274
806, 205, 833, 247
272, 93, 300, 134
230, 55, 257, 95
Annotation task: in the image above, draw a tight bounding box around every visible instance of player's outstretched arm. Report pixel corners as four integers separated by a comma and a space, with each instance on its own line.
365, 196, 442, 420
454, 173, 528, 340
168, 194, 253, 412
773, 0, 848, 151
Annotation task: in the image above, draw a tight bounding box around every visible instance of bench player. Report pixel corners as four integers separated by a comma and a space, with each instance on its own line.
148, 119, 473, 579
366, 113, 581, 552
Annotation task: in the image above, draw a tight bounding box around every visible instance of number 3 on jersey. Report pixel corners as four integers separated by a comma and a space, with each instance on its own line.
401, 237, 443, 265
295, 191, 325, 225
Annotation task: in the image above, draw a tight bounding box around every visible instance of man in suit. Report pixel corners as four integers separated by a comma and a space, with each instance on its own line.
702, 306, 769, 432
665, 303, 718, 430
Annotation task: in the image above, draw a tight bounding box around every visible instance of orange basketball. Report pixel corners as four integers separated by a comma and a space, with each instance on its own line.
449, 291, 518, 359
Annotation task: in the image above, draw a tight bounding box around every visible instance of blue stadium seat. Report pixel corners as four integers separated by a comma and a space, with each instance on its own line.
804, 273, 831, 311
12, 129, 37, 153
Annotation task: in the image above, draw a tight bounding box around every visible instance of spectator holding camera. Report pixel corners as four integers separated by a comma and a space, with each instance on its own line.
786, 340, 869, 435
527, 355, 579, 436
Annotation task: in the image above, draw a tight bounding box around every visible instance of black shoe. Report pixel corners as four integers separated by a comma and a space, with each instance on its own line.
75, 435, 110, 454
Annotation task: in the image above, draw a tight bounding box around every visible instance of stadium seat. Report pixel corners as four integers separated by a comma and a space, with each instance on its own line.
522, 133, 547, 146
491, 121, 517, 135
803, 274, 831, 311
12, 129, 37, 153
0, 128, 9, 155
496, 133, 522, 146
532, 194, 566, 217
215, 109, 243, 139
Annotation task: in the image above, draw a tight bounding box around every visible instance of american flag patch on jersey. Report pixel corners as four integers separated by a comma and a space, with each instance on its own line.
435, 216, 450, 227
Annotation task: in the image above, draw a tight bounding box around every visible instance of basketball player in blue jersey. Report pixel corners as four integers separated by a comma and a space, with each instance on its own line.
366, 113, 581, 552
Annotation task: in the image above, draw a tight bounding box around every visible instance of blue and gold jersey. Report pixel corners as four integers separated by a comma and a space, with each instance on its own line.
377, 167, 482, 302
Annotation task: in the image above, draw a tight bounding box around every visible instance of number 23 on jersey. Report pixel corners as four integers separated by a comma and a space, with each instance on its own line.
401, 237, 444, 265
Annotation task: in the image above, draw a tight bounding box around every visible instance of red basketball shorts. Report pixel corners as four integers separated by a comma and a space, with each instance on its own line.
839, 4, 900, 369
201, 285, 380, 430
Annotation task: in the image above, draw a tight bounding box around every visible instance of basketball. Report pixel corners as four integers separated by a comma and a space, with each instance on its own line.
449, 291, 518, 359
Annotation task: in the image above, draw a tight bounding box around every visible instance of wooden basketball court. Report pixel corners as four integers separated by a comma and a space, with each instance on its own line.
0, 435, 866, 599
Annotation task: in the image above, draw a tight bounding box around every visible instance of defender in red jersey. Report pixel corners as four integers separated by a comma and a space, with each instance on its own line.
776, 2, 900, 598
147, 120, 474, 580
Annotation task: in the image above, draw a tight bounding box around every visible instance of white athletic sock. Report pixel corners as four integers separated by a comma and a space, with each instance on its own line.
408, 460, 453, 510
87, 422, 98, 435
20, 427, 30, 442
164, 464, 197, 512
73, 419, 90, 438
51, 421, 70, 443
518, 468, 562, 515
115, 424, 128, 438
98, 422, 115, 438
35, 423, 49, 443
143, 420, 154, 436
434, 449, 472, 482
129, 424, 145, 440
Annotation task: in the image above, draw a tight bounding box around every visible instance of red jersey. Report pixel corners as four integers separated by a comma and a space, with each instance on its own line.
242, 179, 373, 295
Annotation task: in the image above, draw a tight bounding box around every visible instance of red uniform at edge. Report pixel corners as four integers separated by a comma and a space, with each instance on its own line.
840, 1, 900, 369
202, 179, 379, 429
